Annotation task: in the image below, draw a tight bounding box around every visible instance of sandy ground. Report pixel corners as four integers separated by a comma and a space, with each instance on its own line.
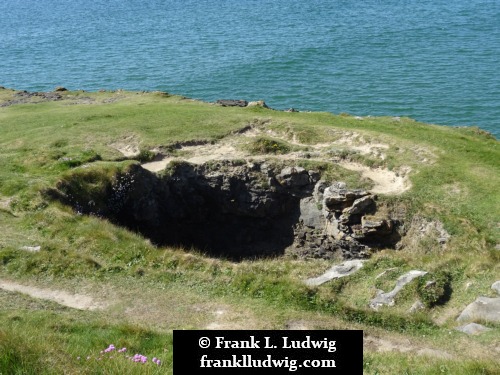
139, 126, 411, 195
0, 279, 107, 310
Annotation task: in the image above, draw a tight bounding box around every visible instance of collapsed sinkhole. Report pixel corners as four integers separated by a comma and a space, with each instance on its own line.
49, 160, 403, 260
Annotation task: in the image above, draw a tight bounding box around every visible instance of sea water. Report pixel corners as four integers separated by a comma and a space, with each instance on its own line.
0, 0, 498, 136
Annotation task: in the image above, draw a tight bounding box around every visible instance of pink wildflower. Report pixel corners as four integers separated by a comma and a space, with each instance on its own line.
152, 357, 161, 365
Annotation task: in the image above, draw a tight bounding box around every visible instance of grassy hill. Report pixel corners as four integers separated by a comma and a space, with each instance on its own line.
0, 87, 498, 374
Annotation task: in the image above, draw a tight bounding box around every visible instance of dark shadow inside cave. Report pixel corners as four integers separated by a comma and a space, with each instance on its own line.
132, 207, 301, 260
114, 162, 304, 260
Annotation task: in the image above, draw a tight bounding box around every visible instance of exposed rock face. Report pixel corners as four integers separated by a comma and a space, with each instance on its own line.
52, 162, 403, 260
215, 99, 248, 107
291, 181, 400, 259
0, 90, 63, 107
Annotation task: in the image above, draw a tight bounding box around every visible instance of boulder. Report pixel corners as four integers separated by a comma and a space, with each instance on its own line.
456, 296, 500, 323
299, 197, 324, 229
276, 167, 310, 187
342, 195, 375, 216
456, 323, 492, 335
323, 185, 370, 212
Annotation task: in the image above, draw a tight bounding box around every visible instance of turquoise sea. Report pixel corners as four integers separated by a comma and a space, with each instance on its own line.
1, 0, 499, 137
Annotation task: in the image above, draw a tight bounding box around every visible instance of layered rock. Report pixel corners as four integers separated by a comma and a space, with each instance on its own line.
290, 181, 400, 259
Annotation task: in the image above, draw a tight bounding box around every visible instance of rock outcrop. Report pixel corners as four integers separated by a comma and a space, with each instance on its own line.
215, 99, 248, 107
290, 181, 401, 259
456, 323, 492, 335
456, 281, 500, 324
370, 270, 428, 310
457, 297, 500, 323
305, 260, 365, 286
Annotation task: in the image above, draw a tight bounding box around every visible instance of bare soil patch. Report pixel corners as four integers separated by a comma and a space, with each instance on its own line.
0, 279, 107, 310
140, 126, 411, 195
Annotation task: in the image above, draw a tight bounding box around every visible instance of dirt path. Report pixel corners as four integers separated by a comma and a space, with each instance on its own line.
0, 279, 107, 310
1, 277, 486, 361
339, 162, 410, 195
140, 127, 411, 195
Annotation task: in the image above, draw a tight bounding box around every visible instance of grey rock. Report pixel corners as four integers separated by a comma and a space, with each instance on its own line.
343, 195, 375, 216
323, 185, 369, 212
313, 180, 329, 203
456, 323, 492, 335
305, 260, 365, 286
299, 197, 324, 229
290, 179, 401, 259
361, 216, 393, 237
216, 99, 248, 107
276, 167, 310, 187
332, 182, 347, 190
307, 170, 321, 184
492, 281, 500, 295
456, 296, 500, 323
370, 270, 428, 310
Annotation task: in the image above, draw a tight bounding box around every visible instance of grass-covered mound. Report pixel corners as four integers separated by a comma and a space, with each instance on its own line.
0, 87, 498, 374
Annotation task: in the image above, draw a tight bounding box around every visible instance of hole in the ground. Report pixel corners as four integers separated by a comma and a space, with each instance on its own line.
119, 162, 303, 260
48, 160, 402, 260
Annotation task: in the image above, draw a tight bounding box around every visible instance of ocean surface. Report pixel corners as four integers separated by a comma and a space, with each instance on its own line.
1, 0, 499, 137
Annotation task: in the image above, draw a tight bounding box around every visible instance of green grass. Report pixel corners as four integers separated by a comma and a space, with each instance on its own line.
0, 305, 172, 374
243, 136, 294, 154
0, 87, 499, 374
